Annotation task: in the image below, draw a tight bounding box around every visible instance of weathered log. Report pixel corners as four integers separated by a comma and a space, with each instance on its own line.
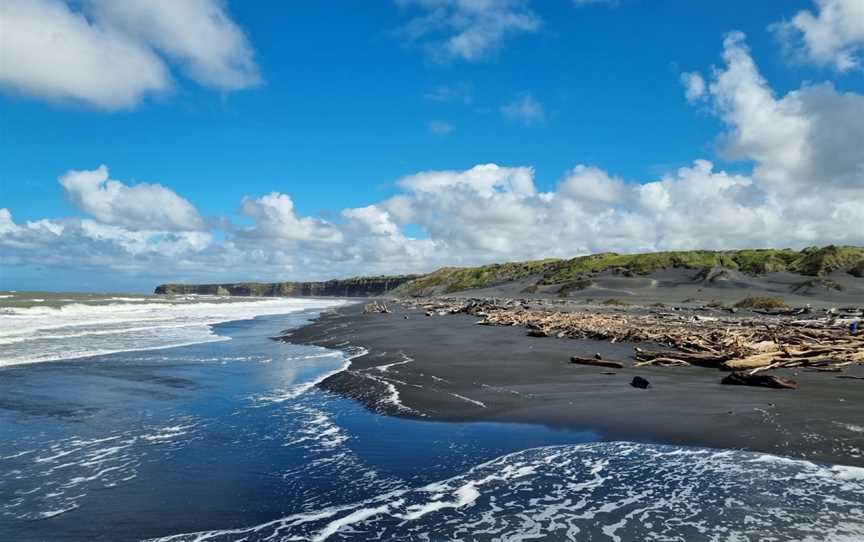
570, 356, 625, 369
721, 372, 799, 389
721, 352, 784, 371
634, 357, 691, 367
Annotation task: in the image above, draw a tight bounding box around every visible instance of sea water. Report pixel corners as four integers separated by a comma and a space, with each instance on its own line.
0, 292, 862, 541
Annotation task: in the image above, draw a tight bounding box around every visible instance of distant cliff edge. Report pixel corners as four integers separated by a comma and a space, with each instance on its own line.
154, 275, 421, 298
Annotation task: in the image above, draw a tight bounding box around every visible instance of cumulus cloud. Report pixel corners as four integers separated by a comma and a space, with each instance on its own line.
501, 93, 545, 124
710, 31, 864, 197
0, 0, 258, 109
774, 0, 864, 71
237, 193, 343, 245
59, 165, 205, 231
3, 32, 864, 288
396, 0, 540, 61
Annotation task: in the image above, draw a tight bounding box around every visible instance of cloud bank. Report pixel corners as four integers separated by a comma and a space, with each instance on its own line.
2, 32, 863, 287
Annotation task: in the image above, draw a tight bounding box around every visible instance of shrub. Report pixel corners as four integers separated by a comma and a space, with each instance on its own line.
733, 296, 788, 310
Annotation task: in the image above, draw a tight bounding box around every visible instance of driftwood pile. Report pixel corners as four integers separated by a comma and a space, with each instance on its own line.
363, 301, 391, 314
403, 298, 864, 375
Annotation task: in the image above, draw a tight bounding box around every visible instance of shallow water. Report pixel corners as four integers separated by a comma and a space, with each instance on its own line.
1, 295, 862, 541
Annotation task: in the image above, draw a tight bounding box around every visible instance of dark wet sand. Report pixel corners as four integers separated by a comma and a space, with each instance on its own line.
287, 303, 864, 467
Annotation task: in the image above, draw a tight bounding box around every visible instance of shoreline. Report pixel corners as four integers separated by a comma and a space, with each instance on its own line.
286, 301, 864, 467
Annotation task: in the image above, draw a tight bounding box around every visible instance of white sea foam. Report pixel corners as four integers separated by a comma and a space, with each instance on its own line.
0, 296, 347, 366
1, 416, 202, 521
147, 442, 864, 542
448, 392, 486, 408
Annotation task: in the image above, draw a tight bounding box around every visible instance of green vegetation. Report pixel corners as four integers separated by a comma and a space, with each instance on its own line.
787, 246, 864, 276
733, 296, 789, 310
393, 259, 560, 296
392, 246, 864, 296
539, 246, 864, 285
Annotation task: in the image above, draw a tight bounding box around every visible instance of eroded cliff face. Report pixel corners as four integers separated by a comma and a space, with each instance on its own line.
154, 275, 420, 298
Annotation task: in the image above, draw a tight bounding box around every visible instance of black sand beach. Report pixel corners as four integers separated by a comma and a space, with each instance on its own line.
289, 302, 864, 467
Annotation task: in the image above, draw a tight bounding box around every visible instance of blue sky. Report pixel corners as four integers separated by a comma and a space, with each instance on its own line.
1, 0, 863, 291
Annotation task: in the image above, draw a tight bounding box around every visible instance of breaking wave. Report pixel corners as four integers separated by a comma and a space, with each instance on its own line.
0, 296, 347, 366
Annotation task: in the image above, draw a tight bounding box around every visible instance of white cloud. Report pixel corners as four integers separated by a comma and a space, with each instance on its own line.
397, 0, 540, 62
680, 72, 706, 102
501, 92, 545, 124
428, 120, 454, 135
709, 31, 864, 197
59, 165, 205, 231
559, 165, 628, 205
0, 0, 169, 109
237, 193, 343, 245
0, 0, 258, 109
86, 0, 260, 90
398, 163, 536, 197
774, 0, 864, 71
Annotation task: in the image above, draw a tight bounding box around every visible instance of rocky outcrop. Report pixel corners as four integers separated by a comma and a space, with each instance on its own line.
154, 275, 420, 298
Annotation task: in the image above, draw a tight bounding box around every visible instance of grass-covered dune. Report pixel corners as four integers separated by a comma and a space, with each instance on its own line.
393, 245, 864, 296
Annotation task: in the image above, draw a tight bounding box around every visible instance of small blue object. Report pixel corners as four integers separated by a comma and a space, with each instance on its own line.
851, 321, 859, 335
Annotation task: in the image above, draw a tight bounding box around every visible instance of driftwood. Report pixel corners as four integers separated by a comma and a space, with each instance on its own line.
570, 356, 625, 369
402, 297, 864, 378
721, 372, 799, 390
363, 301, 391, 314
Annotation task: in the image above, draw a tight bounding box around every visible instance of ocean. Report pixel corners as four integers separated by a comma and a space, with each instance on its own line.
1, 292, 862, 541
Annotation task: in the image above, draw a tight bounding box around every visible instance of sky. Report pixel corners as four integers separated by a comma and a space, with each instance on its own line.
1, 0, 863, 292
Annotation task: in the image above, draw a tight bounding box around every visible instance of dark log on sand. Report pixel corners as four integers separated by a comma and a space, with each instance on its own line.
721, 372, 799, 390
570, 356, 625, 369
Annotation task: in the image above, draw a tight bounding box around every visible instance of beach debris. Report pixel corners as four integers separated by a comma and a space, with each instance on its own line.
721, 372, 799, 390
630, 376, 650, 389
570, 356, 625, 369
399, 296, 864, 378
364, 301, 391, 314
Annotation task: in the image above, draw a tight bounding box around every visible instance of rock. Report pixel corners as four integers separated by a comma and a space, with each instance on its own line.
630, 376, 650, 389
528, 329, 549, 337
570, 356, 625, 369
721, 372, 799, 390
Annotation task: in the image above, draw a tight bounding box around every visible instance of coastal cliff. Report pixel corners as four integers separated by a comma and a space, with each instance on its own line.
154, 275, 420, 298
